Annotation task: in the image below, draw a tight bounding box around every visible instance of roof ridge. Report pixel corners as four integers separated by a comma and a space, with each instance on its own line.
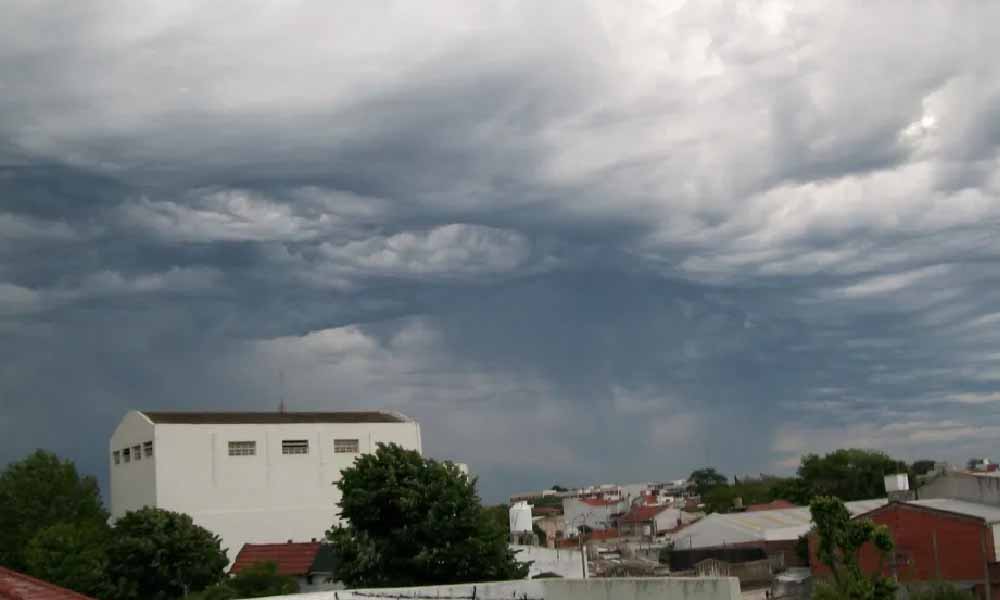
0, 566, 96, 600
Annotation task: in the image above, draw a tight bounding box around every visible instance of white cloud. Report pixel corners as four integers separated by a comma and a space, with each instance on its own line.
0, 283, 42, 315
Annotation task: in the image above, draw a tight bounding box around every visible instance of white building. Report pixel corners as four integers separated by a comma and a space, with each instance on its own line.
109, 410, 422, 560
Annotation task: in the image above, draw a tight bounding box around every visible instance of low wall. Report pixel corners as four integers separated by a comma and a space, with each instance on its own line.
511, 545, 586, 579
246, 577, 742, 600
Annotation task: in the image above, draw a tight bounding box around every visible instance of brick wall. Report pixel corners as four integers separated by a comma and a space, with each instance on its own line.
809, 503, 994, 583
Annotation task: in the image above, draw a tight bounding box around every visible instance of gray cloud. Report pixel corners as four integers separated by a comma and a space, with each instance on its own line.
3, 1, 1000, 501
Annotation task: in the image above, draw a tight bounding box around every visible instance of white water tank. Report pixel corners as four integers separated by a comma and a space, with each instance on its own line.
884, 473, 909, 493
509, 501, 533, 534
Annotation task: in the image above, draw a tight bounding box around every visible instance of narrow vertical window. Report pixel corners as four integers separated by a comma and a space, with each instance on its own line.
123, 448, 131, 463
143, 441, 153, 458
113, 451, 120, 465
133, 445, 141, 462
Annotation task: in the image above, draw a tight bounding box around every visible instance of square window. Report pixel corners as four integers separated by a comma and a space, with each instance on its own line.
228, 441, 256, 456
123, 448, 131, 463
143, 441, 153, 458
133, 445, 141, 461
113, 451, 120, 465
334, 439, 359, 454
282, 440, 309, 455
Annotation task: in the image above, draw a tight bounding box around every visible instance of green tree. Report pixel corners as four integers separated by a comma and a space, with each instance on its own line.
326, 443, 528, 587
25, 521, 111, 598
105, 507, 228, 600
483, 504, 510, 534
185, 562, 299, 600
810, 496, 896, 600
687, 467, 728, 496
0, 450, 108, 570
799, 449, 907, 502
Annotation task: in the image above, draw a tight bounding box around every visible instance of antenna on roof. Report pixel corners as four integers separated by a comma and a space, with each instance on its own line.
278, 370, 287, 414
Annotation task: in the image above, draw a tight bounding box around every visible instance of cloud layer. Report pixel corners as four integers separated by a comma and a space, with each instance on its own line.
2, 0, 1000, 501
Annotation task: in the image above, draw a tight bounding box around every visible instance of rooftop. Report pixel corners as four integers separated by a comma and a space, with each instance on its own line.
745, 500, 799, 512
140, 411, 412, 425
0, 567, 95, 600
230, 542, 337, 577
622, 504, 673, 524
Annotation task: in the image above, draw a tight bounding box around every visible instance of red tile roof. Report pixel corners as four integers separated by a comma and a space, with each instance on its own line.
0, 567, 95, 600
745, 500, 798, 512
621, 504, 672, 524
231, 542, 322, 577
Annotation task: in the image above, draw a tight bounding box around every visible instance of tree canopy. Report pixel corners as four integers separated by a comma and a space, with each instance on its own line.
327, 443, 528, 587
105, 507, 228, 600
185, 561, 299, 600
797, 449, 908, 503
687, 467, 728, 496
25, 521, 111, 598
0, 450, 108, 571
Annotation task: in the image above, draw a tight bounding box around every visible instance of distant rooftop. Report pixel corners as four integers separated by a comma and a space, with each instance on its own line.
230, 541, 337, 577
0, 566, 95, 600
140, 410, 412, 424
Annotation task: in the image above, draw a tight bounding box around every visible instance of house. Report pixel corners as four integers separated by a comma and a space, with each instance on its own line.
672, 498, 888, 567
809, 499, 1000, 599
562, 496, 628, 533
231, 541, 339, 593
619, 504, 698, 538
109, 410, 422, 561
0, 566, 95, 600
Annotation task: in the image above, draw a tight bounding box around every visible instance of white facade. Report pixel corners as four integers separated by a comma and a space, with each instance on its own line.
109, 410, 422, 561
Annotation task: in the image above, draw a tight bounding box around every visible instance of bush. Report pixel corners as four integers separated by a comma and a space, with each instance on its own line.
908, 583, 974, 600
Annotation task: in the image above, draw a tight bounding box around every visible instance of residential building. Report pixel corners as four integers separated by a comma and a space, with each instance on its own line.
231, 541, 340, 593
809, 499, 1000, 599
109, 410, 422, 561
0, 566, 95, 600
618, 504, 698, 538
562, 496, 627, 533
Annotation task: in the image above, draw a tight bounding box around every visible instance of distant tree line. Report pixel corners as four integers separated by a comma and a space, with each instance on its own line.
690, 448, 935, 513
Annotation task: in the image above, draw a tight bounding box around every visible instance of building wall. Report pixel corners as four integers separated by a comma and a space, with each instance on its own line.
109, 411, 157, 518
249, 577, 743, 600
920, 473, 1000, 506
511, 545, 586, 578
110, 413, 422, 561
562, 497, 626, 532
809, 504, 995, 583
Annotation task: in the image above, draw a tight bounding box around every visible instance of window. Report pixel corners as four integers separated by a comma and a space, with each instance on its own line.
228, 441, 256, 456
143, 441, 153, 458
133, 445, 141, 461
123, 448, 131, 463
334, 439, 359, 454
282, 440, 309, 455
113, 451, 120, 465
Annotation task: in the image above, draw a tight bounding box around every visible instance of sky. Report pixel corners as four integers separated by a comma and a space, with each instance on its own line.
2, 1, 1000, 503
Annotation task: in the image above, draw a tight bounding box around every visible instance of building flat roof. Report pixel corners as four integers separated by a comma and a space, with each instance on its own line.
140, 410, 412, 424
907, 498, 1000, 523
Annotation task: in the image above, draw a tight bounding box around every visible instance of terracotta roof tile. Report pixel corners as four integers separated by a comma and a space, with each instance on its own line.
621, 504, 672, 524
745, 500, 798, 512
230, 542, 323, 576
0, 567, 95, 600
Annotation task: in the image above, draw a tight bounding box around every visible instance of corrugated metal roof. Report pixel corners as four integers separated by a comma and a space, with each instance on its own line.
676, 498, 888, 548
140, 411, 411, 424
909, 499, 1000, 523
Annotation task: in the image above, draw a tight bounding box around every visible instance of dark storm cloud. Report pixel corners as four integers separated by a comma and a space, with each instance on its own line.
3, 1, 1000, 501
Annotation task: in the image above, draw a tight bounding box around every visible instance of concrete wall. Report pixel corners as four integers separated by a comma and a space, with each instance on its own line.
511, 545, 586, 578
110, 412, 422, 561
920, 472, 1000, 506
245, 577, 742, 600
563, 498, 626, 532
109, 411, 157, 518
